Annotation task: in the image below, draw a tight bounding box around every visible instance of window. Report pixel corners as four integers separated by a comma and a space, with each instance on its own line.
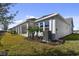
22, 25, 27, 34
45, 21, 49, 27
40, 22, 43, 27
36, 23, 38, 26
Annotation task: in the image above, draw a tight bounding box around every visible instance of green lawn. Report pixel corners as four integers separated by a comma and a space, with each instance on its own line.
0, 33, 79, 56
63, 34, 79, 40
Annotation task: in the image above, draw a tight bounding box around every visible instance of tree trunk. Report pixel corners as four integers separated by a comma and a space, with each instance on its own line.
36, 31, 39, 39
31, 32, 34, 39
28, 32, 34, 39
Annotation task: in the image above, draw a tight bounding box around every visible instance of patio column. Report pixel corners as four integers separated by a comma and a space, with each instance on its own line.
52, 19, 58, 40
18, 26, 21, 34
43, 21, 45, 31
37, 23, 40, 36
52, 19, 56, 34
15, 27, 18, 33
49, 19, 52, 31
38, 22, 40, 28
26, 23, 29, 37
17, 26, 19, 34
19, 25, 22, 34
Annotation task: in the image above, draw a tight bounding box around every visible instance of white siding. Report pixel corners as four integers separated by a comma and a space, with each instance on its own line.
65, 18, 73, 34
49, 19, 52, 31
49, 19, 56, 33
52, 20, 56, 33
55, 17, 72, 39
43, 21, 45, 31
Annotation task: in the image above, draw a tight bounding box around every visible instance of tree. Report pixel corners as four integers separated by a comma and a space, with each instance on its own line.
0, 3, 18, 31
34, 26, 43, 37
28, 27, 35, 39
28, 26, 43, 39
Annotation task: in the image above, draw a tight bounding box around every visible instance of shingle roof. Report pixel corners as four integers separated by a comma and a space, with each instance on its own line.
38, 13, 54, 19
35, 13, 58, 22
9, 18, 37, 29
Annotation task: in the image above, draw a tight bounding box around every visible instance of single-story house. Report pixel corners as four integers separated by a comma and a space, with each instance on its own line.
73, 30, 79, 34
9, 13, 73, 41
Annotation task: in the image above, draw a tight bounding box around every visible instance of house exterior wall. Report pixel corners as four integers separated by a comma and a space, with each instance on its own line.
55, 16, 73, 39
20, 19, 36, 37
48, 19, 56, 40
65, 18, 73, 34
36, 17, 73, 40
10, 22, 29, 37
35, 21, 45, 36
35, 19, 56, 40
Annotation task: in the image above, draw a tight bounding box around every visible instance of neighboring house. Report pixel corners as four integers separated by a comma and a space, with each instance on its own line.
73, 30, 79, 34
9, 13, 73, 41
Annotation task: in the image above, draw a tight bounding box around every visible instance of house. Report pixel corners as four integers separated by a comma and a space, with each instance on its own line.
9, 13, 73, 41
73, 30, 79, 34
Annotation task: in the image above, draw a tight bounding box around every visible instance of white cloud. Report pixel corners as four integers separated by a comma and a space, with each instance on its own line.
26, 16, 36, 19
9, 19, 25, 28
9, 15, 36, 29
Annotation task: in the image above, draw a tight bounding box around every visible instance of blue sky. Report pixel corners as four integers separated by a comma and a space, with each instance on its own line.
9, 3, 79, 30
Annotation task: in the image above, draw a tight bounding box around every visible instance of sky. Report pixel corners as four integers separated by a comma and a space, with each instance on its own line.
9, 3, 79, 30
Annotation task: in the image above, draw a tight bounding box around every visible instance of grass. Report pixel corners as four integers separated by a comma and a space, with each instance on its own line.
10, 40, 79, 56
0, 33, 79, 55
63, 33, 79, 40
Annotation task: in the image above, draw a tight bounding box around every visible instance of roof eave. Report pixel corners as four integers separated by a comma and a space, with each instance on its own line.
35, 13, 58, 22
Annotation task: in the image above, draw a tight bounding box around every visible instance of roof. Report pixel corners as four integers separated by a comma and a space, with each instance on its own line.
9, 13, 73, 30
9, 18, 37, 29
38, 13, 54, 19
27, 18, 37, 21
35, 13, 58, 22
35, 13, 73, 26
